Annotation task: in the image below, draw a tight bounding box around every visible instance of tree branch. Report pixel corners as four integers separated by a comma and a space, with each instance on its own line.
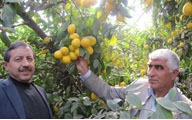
16, 10, 47, 39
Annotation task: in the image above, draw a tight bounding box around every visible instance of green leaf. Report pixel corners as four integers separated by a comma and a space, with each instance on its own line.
1, 4, 16, 27
156, 97, 179, 112
71, 102, 78, 113
174, 101, 192, 115
93, 59, 99, 69
120, 111, 131, 119
167, 87, 177, 101
126, 93, 142, 108
0, 32, 11, 47
150, 104, 173, 119
56, 21, 70, 41
106, 98, 121, 111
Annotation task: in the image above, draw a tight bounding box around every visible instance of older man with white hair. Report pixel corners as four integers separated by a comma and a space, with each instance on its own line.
75, 48, 192, 119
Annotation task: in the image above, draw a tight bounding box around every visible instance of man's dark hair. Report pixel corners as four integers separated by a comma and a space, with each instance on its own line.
3, 41, 35, 62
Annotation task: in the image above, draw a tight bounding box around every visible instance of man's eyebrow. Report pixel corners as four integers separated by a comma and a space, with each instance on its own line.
148, 64, 164, 68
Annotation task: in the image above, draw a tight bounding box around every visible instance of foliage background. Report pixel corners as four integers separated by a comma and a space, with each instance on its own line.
0, 0, 191, 118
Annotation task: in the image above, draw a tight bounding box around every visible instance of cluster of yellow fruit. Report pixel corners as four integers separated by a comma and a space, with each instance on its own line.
54, 24, 97, 64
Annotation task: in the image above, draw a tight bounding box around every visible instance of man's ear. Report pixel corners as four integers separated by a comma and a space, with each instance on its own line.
2, 61, 8, 71
172, 69, 179, 81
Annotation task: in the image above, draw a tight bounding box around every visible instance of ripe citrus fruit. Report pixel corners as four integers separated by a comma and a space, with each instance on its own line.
74, 48, 80, 56
54, 50, 63, 60
62, 55, 71, 64
53, 106, 59, 113
166, 22, 172, 29
186, 22, 192, 29
167, 38, 173, 45
178, 49, 183, 56
81, 38, 91, 48
60, 46, 69, 55
100, 100, 107, 107
67, 24, 76, 34
69, 45, 75, 52
86, 46, 94, 55
41, 49, 48, 54
69, 33, 80, 39
88, 36, 96, 46
144, 45, 150, 49
71, 38, 81, 48
91, 92, 98, 101
43, 37, 50, 44
182, 2, 192, 16
69, 52, 78, 60
117, 12, 124, 22
119, 81, 126, 87
105, 2, 115, 12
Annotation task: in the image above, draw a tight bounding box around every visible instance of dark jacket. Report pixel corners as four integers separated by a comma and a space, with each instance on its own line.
0, 77, 52, 118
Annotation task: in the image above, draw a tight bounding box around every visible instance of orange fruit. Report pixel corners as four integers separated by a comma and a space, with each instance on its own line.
144, 45, 150, 49
105, 2, 115, 12
100, 100, 107, 107
60, 46, 69, 55
91, 92, 98, 101
53, 106, 59, 113
119, 81, 126, 87
69, 52, 78, 60
166, 22, 172, 29
41, 49, 48, 54
80, 38, 91, 48
43, 37, 50, 44
182, 2, 192, 16
54, 50, 63, 60
179, 42, 185, 48
67, 24, 76, 34
69, 45, 75, 52
62, 55, 71, 64
86, 46, 94, 55
69, 33, 80, 39
88, 36, 96, 46
186, 22, 192, 29
71, 39, 81, 48
74, 48, 80, 56
167, 38, 173, 45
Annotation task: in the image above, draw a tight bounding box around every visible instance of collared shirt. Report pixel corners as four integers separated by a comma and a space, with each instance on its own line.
147, 87, 169, 111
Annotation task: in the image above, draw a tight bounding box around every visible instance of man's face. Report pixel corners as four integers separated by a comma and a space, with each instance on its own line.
147, 59, 178, 94
2, 46, 35, 83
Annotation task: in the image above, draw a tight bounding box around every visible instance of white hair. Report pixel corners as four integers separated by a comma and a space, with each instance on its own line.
149, 49, 180, 71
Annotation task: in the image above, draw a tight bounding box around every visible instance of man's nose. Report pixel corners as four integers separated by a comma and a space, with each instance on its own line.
22, 59, 30, 66
147, 67, 156, 77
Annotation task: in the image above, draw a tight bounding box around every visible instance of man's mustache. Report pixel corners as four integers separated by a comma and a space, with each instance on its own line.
19, 67, 33, 72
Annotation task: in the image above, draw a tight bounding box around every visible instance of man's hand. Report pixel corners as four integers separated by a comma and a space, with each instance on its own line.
75, 57, 89, 75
